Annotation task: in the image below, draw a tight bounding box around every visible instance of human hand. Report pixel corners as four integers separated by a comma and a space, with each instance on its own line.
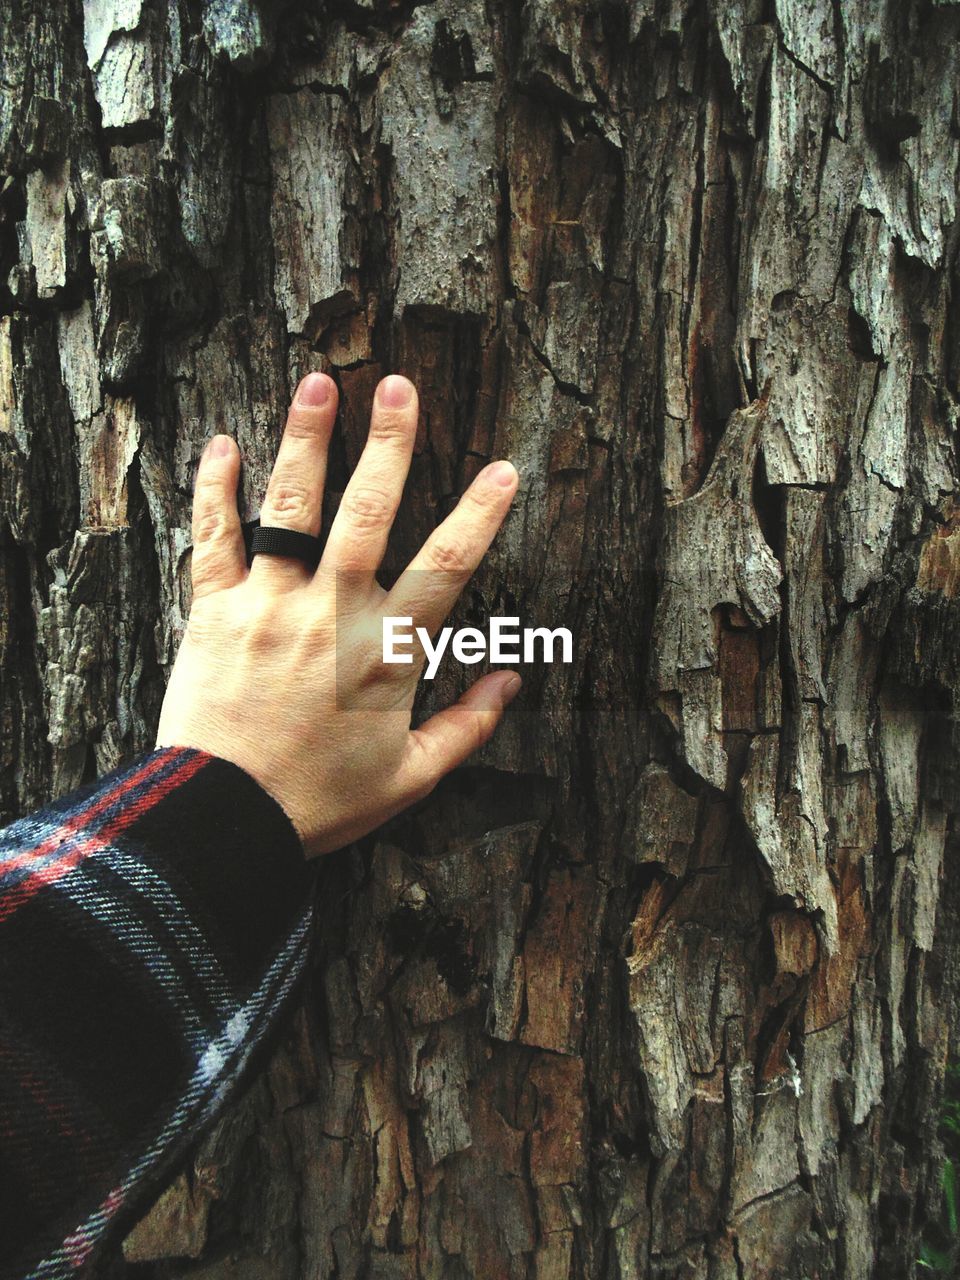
155, 373, 521, 858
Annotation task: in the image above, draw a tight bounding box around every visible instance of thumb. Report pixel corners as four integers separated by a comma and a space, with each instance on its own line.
399, 671, 521, 800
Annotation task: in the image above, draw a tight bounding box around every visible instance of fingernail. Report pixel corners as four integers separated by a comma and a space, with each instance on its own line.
205, 434, 234, 459
297, 372, 332, 407
379, 374, 414, 408
485, 460, 518, 488
500, 672, 522, 703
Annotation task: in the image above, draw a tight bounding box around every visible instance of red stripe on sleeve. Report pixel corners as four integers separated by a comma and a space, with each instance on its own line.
0, 752, 208, 924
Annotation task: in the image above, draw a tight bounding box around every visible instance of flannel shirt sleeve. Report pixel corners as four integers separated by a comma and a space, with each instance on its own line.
0, 746, 315, 1280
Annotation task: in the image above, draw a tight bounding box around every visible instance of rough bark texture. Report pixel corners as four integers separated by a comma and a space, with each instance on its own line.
2, 1, 960, 1277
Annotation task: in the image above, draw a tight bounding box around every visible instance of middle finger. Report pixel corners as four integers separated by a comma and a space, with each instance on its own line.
315, 374, 419, 596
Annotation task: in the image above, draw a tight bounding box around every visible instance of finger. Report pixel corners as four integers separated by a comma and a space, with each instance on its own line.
398, 671, 521, 800
251, 371, 338, 587
315, 374, 418, 595
384, 460, 518, 633
191, 434, 245, 600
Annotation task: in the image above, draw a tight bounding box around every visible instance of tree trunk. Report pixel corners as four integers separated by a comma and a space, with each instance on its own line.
3, 1, 960, 1277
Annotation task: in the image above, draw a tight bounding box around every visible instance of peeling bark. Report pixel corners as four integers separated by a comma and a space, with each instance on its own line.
2, 2, 960, 1277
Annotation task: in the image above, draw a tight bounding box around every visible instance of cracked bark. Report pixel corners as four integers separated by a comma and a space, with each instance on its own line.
2, 1, 960, 1277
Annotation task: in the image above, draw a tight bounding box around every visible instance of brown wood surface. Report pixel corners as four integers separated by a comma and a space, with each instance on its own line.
2, 2, 960, 1276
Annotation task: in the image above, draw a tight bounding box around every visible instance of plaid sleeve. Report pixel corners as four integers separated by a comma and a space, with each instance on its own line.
0, 747, 315, 1280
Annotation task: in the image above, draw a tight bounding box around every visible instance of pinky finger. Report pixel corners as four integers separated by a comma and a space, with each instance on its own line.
191, 435, 246, 600
398, 671, 521, 801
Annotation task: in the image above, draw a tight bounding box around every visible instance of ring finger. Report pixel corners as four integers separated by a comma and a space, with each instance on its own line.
251, 371, 339, 588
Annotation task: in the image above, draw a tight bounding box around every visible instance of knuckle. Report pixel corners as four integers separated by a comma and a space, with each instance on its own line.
303, 613, 337, 651
342, 486, 395, 530
363, 625, 407, 678
284, 405, 328, 441
409, 736, 443, 786
193, 506, 229, 546
288, 629, 325, 670
424, 537, 471, 576
369, 408, 414, 441
383, 648, 419, 682
244, 597, 281, 653
464, 482, 503, 515
473, 705, 496, 748
265, 478, 314, 526
358, 650, 388, 690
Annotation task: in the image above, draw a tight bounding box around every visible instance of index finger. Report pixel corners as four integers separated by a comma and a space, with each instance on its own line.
383, 460, 518, 635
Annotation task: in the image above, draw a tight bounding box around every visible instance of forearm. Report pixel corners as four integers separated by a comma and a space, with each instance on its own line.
0, 748, 314, 1280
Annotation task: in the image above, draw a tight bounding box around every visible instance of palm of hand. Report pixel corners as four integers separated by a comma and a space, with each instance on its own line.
156, 373, 520, 858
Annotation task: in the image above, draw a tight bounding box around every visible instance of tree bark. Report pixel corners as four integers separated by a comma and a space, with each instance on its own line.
2, 1, 960, 1277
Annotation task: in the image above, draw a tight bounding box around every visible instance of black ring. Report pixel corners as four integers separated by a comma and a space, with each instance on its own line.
249, 524, 322, 570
